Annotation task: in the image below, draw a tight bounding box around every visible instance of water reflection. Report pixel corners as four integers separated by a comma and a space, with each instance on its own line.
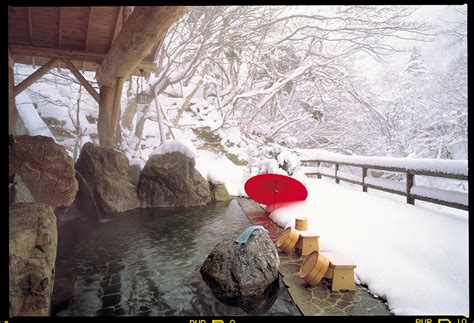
52, 200, 300, 316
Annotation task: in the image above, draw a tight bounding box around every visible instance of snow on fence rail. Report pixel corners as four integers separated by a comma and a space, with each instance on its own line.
300, 151, 468, 211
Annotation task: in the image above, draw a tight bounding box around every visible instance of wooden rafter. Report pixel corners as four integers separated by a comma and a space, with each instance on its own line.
58, 7, 63, 48
10, 44, 158, 73
96, 6, 186, 87
112, 7, 123, 43
84, 7, 93, 50
62, 59, 100, 103
27, 7, 33, 44
13, 58, 60, 96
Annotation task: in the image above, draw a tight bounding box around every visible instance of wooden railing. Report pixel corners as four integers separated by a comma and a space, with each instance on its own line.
301, 159, 468, 211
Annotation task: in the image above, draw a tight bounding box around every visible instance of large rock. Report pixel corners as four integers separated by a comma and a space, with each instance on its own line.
200, 230, 280, 312
75, 142, 140, 216
209, 183, 232, 202
9, 203, 58, 316
137, 152, 211, 207
9, 135, 78, 213
128, 164, 141, 188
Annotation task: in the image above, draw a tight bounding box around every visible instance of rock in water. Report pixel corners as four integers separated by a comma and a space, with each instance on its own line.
209, 183, 232, 202
75, 142, 140, 216
9, 135, 78, 214
9, 203, 58, 316
200, 230, 280, 312
9, 174, 35, 204
137, 152, 211, 207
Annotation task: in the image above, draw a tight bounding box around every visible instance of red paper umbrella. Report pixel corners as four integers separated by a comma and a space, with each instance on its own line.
244, 174, 308, 210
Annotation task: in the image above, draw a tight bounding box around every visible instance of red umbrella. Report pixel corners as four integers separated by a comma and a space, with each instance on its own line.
244, 174, 308, 211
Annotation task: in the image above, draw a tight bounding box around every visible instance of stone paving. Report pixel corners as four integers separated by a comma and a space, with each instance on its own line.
236, 197, 393, 316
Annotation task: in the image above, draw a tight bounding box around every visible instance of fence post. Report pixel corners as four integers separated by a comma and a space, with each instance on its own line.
316, 161, 321, 179
406, 171, 414, 205
362, 167, 367, 192
335, 163, 340, 184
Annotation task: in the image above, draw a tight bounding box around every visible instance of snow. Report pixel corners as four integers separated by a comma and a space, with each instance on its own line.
150, 139, 197, 159
269, 178, 468, 316
296, 149, 468, 176
218, 127, 242, 145
411, 185, 468, 206
365, 177, 406, 193
16, 93, 55, 139
194, 150, 248, 196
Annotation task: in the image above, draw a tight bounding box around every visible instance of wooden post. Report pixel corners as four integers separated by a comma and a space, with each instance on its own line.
406, 172, 415, 205
316, 161, 321, 179
335, 163, 340, 184
98, 86, 115, 148
13, 58, 60, 96
362, 167, 367, 192
9, 54, 18, 135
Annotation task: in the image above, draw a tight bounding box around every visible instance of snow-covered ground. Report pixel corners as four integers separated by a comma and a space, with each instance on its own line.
269, 178, 468, 316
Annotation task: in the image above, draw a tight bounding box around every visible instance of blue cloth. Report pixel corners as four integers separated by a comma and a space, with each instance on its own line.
234, 225, 268, 245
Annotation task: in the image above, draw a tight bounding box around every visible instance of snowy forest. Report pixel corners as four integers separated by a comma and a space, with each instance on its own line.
15, 5, 467, 170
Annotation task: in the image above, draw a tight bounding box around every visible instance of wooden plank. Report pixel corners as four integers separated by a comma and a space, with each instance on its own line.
13, 58, 60, 96
27, 7, 33, 44
96, 6, 186, 87
62, 59, 100, 103
411, 194, 469, 211
336, 177, 363, 186
9, 43, 158, 72
84, 7, 93, 50
58, 7, 63, 48
364, 183, 407, 197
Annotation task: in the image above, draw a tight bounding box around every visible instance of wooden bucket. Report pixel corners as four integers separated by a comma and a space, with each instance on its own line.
299, 251, 330, 286
276, 227, 299, 253
295, 217, 308, 231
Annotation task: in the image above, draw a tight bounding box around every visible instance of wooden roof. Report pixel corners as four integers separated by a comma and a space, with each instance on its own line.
8, 6, 162, 74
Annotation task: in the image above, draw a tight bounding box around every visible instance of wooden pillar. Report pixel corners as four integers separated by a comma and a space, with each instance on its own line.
98, 78, 124, 148
316, 161, 321, 179
98, 85, 115, 148
9, 54, 18, 135
13, 58, 60, 96
335, 163, 340, 184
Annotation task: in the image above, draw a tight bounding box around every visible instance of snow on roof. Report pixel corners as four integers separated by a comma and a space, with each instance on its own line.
296, 148, 468, 176
150, 139, 197, 159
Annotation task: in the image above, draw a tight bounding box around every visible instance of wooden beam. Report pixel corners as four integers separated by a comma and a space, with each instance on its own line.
112, 7, 123, 43
62, 59, 100, 103
13, 58, 60, 96
58, 7, 63, 49
96, 6, 187, 87
9, 44, 158, 73
27, 7, 33, 44
84, 7, 93, 50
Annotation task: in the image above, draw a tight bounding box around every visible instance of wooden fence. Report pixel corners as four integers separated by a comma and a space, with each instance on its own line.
301, 159, 468, 211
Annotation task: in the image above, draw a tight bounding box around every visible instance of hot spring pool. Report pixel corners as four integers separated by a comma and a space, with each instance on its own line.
52, 200, 300, 316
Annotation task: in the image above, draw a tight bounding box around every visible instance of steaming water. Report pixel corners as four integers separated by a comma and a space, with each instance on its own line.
52, 200, 300, 316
